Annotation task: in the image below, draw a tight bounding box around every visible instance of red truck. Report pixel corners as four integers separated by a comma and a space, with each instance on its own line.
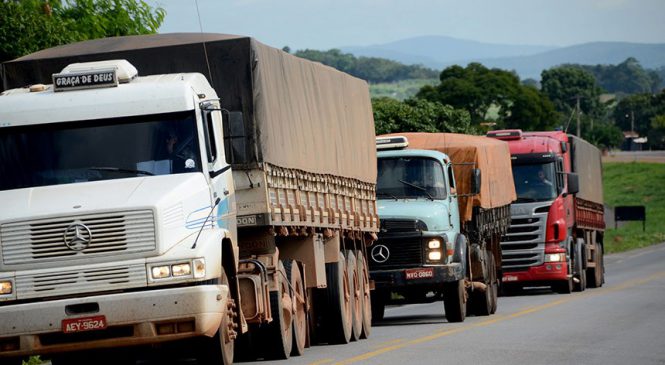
487, 130, 605, 293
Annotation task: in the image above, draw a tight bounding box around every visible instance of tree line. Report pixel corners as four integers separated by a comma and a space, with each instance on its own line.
371, 61, 665, 149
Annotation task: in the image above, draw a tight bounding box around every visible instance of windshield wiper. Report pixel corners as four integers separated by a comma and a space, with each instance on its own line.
398, 179, 434, 200
88, 167, 154, 176
377, 191, 399, 200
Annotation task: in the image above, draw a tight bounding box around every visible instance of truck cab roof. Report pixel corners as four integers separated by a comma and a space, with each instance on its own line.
0, 73, 215, 126
377, 148, 450, 164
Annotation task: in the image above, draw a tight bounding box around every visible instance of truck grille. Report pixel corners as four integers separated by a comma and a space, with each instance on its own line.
1, 210, 156, 265
16, 262, 147, 300
380, 219, 427, 233
368, 236, 423, 270
500, 205, 549, 271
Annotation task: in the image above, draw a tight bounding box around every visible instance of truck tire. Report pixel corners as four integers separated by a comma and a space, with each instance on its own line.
324, 252, 353, 344
199, 271, 235, 365
573, 238, 587, 292
284, 260, 307, 356
470, 250, 494, 316
262, 260, 293, 359
357, 251, 372, 339
587, 243, 603, 288
443, 279, 466, 323
347, 251, 362, 341
488, 254, 499, 314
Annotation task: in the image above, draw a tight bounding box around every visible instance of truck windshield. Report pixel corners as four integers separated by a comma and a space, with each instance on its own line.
512, 162, 557, 202
376, 157, 447, 200
0, 111, 202, 191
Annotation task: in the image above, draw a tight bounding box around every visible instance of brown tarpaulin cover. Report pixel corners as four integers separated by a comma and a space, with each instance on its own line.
1, 33, 377, 184
569, 135, 604, 204
383, 133, 516, 222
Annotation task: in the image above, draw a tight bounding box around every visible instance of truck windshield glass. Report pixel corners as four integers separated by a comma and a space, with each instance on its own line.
377, 157, 447, 200
512, 162, 557, 202
0, 111, 201, 191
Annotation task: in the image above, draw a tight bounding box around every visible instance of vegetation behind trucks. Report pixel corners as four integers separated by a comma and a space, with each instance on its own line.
487, 130, 605, 293
371, 133, 514, 322
0, 33, 378, 364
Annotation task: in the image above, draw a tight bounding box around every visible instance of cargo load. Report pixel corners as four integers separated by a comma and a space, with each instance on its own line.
2, 33, 378, 231
382, 132, 516, 222
568, 135, 604, 205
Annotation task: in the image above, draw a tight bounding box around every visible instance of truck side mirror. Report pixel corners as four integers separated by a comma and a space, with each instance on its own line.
222, 111, 248, 164
567, 173, 579, 195
471, 168, 482, 195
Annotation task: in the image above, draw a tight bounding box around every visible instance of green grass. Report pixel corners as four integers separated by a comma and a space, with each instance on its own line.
603, 162, 665, 253
370, 78, 438, 100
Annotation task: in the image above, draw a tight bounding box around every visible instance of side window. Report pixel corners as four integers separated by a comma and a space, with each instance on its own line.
447, 164, 456, 194
556, 159, 565, 193
201, 109, 217, 163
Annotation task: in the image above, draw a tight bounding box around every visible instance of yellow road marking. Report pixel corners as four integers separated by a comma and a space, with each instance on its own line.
330, 271, 665, 365
308, 358, 334, 365
371, 338, 405, 348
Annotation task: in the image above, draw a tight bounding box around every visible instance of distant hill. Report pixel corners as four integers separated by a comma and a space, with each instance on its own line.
341, 35, 557, 69
342, 36, 665, 80
478, 42, 665, 79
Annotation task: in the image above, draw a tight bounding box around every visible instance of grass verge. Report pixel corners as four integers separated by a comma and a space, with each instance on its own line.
603, 162, 665, 253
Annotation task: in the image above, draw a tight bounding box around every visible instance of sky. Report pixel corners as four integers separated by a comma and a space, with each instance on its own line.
153, 0, 665, 50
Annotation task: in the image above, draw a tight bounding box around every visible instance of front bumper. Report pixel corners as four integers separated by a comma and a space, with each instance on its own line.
0, 284, 228, 358
371, 263, 464, 290
502, 262, 569, 285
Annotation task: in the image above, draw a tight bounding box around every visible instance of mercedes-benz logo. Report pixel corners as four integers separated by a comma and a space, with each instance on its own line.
63, 222, 92, 251
371, 244, 390, 263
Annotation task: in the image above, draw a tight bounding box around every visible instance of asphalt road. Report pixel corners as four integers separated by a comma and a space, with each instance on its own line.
247, 243, 665, 365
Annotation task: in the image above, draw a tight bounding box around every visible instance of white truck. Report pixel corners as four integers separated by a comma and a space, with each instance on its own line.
0, 34, 378, 364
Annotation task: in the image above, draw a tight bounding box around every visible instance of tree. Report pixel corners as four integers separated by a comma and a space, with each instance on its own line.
503, 85, 560, 131
575, 58, 662, 95
613, 91, 665, 135
372, 97, 473, 136
0, 0, 165, 63
648, 114, 665, 149
294, 49, 439, 84
541, 66, 603, 117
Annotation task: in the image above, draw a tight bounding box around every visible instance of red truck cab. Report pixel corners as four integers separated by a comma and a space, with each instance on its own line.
488, 129, 605, 293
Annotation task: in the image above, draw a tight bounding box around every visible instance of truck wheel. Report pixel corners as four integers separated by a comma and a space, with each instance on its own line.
199, 271, 235, 365
262, 260, 293, 359
357, 251, 372, 338
488, 254, 499, 314
573, 239, 587, 292
324, 252, 353, 344
284, 260, 307, 356
470, 251, 494, 316
443, 279, 466, 323
587, 243, 603, 288
347, 251, 362, 341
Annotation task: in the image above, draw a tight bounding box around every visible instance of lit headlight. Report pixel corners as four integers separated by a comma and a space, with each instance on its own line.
428, 251, 442, 261
151, 266, 171, 279
0, 280, 13, 295
428, 239, 441, 249
545, 253, 564, 263
172, 263, 192, 277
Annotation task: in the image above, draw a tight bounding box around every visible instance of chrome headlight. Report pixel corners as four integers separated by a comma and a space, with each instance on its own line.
148, 258, 206, 282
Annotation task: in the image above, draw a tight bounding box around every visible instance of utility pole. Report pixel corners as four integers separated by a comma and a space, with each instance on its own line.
576, 96, 581, 137
631, 110, 635, 134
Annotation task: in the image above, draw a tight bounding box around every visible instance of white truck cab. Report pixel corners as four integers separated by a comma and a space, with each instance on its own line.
0, 60, 237, 362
